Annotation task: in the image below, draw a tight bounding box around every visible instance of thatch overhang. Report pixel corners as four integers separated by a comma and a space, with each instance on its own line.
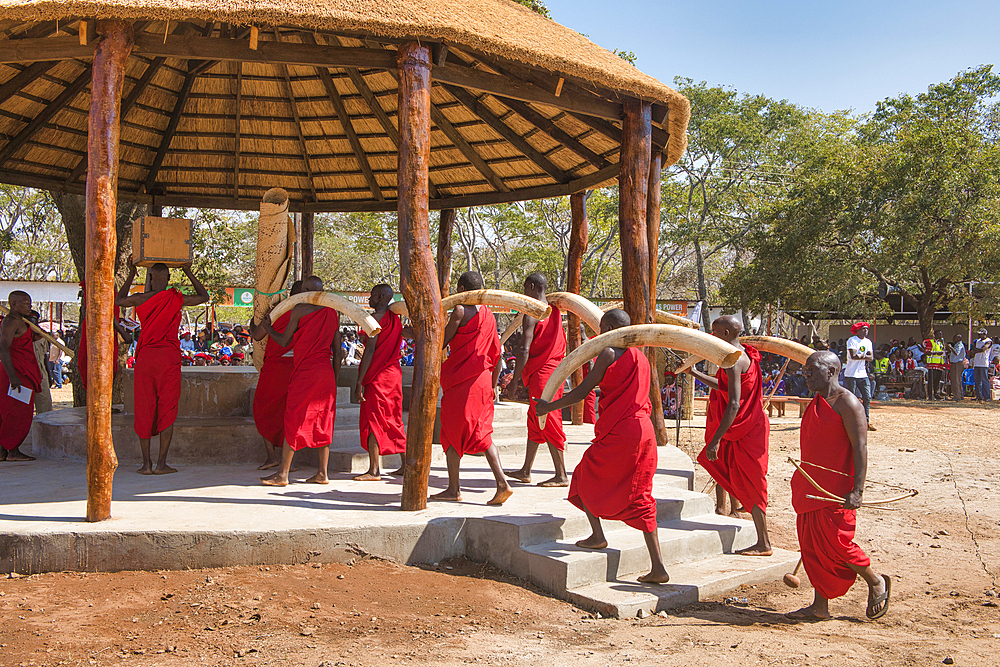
0, 1, 690, 212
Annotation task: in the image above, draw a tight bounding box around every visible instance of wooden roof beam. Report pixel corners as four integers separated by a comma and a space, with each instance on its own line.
430, 104, 509, 193
316, 66, 383, 201
233, 60, 241, 200
443, 84, 569, 184
497, 97, 609, 171
0, 60, 61, 105
279, 64, 318, 202
143, 70, 197, 191
0, 65, 91, 167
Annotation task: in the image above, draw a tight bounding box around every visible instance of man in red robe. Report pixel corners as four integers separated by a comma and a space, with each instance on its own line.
249, 280, 303, 470
116, 262, 209, 475
690, 315, 772, 556
787, 350, 890, 621
434, 271, 512, 505
536, 309, 669, 584
579, 324, 597, 424
353, 284, 407, 481
505, 272, 568, 487
259, 276, 341, 487
1, 290, 42, 461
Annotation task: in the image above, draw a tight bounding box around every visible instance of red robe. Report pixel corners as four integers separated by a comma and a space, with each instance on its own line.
697, 344, 769, 513
358, 310, 406, 455
133, 289, 183, 439
440, 306, 500, 456
792, 395, 871, 600
582, 361, 597, 424
525, 302, 566, 449
284, 308, 338, 451
0, 323, 42, 450
252, 311, 294, 447
569, 348, 658, 532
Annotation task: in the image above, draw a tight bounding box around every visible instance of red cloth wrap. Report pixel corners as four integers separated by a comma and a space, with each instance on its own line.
252, 311, 294, 447
697, 344, 769, 513
792, 395, 870, 599
0, 324, 41, 450
582, 362, 597, 424
133, 289, 183, 439
78, 305, 121, 391
525, 303, 566, 449
358, 310, 406, 456
284, 308, 338, 451
569, 348, 658, 532
440, 306, 500, 457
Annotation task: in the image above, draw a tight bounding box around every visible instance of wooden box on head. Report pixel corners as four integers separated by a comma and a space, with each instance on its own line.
132, 216, 193, 268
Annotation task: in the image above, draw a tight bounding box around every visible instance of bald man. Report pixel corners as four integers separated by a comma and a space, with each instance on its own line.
689, 315, 772, 556
506, 272, 569, 487
0, 291, 42, 461
536, 309, 669, 584
787, 351, 890, 621
116, 262, 210, 474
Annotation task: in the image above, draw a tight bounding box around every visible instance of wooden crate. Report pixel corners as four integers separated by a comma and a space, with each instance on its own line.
132, 216, 193, 267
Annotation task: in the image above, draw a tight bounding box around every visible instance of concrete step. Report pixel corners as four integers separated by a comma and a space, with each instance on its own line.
564, 548, 800, 618
522, 512, 758, 593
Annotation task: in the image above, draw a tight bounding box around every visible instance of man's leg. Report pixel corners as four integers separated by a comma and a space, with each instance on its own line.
258, 439, 280, 470
431, 447, 463, 501
506, 440, 540, 483
848, 562, 889, 619
261, 443, 295, 486
354, 434, 382, 481
858, 377, 872, 422
575, 505, 608, 550
483, 444, 513, 505
154, 425, 177, 474
637, 529, 670, 584
786, 589, 832, 620
539, 444, 569, 487
737, 505, 773, 556
714, 482, 727, 515
951, 365, 963, 401
305, 446, 330, 484
137, 438, 153, 474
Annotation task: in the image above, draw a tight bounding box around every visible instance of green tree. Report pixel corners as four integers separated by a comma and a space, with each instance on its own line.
723, 66, 1000, 339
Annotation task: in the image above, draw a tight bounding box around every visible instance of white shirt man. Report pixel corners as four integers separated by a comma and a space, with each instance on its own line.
973, 334, 993, 368
845, 322, 875, 429
973, 330, 993, 401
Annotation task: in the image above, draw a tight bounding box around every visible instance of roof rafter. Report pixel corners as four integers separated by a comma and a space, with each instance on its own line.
430, 103, 509, 194
497, 97, 608, 171
233, 60, 241, 200
0, 60, 60, 106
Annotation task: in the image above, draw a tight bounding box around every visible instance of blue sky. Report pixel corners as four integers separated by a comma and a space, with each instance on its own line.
543, 0, 1000, 114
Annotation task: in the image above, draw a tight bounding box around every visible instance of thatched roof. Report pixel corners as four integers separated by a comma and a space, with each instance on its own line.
0, 1, 689, 212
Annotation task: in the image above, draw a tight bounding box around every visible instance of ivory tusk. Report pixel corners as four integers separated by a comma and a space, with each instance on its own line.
500, 313, 524, 346
441, 289, 550, 321
0, 304, 74, 358
598, 300, 697, 328
267, 291, 382, 336
537, 324, 742, 428
545, 292, 603, 334
676, 335, 814, 376
388, 300, 409, 319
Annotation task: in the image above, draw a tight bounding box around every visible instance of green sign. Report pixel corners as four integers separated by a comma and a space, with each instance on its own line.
232, 288, 255, 307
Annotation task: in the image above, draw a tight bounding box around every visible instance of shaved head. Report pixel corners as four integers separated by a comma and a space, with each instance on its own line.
710, 315, 742, 345
290, 280, 304, 295
369, 283, 394, 310
7, 290, 30, 304
372, 283, 393, 298
600, 308, 630, 333
5, 290, 32, 316
804, 350, 841, 393
457, 271, 484, 291
525, 272, 547, 291
303, 275, 324, 292
810, 350, 841, 373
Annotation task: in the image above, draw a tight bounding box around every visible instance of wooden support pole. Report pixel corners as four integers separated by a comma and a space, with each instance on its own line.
646, 151, 666, 446
618, 99, 652, 329
567, 191, 589, 425
85, 19, 133, 522
397, 42, 444, 511
436, 208, 456, 296
300, 211, 314, 278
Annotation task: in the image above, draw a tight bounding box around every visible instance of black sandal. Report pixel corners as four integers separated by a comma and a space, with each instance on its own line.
866, 574, 891, 620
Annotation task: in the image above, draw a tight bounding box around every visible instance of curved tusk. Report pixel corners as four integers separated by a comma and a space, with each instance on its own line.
598, 300, 698, 329
546, 292, 603, 334
500, 313, 524, 346
441, 289, 550, 320
388, 300, 409, 319
739, 336, 814, 364
537, 324, 742, 428
268, 291, 382, 336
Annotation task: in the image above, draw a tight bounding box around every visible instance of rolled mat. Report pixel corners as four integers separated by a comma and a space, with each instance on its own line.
253, 188, 296, 370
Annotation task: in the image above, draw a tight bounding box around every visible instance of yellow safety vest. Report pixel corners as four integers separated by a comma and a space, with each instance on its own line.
875, 358, 889, 373
926, 340, 945, 366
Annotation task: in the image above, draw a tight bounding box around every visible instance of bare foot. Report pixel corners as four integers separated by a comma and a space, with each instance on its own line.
137, 465, 154, 475
258, 459, 280, 471
505, 470, 531, 484
714, 507, 727, 516
867, 424, 877, 432
575, 536, 609, 550
430, 489, 462, 502
737, 545, 773, 556
353, 473, 381, 482
487, 487, 513, 506
389, 467, 405, 477
638, 570, 670, 584
5, 452, 36, 461
538, 477, 569, 488
305, 472, 329, 485
260, 473, 289, 487
153, 465, 178, 475
785, 605, 831, 621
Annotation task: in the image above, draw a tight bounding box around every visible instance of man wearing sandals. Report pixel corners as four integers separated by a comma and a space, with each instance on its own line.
787, 350, 891, 621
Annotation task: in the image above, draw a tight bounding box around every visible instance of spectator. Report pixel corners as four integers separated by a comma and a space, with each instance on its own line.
845, 322, 875, 430
925, 331, 946, 400
179, 331, 195, 352
47, 333, 65, 388
946, 334, 966, 402
906, 336, 925, 365
973, 328, 993, 401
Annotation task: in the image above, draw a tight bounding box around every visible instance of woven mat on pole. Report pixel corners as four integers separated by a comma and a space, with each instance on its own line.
253, 188, 296, 370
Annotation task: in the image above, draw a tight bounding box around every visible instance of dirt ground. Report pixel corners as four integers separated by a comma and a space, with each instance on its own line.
2, 402, 999, 666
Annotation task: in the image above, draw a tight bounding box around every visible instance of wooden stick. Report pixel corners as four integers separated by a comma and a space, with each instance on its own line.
790, 457, 917, 506
0, 303, 74, 358
762, 357, 791, 410
500, 313, 523, 346
397, 42, 443, 512
85, 19, 132, 523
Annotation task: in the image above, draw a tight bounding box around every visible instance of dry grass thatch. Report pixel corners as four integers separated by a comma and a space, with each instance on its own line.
0, 3, 689, 212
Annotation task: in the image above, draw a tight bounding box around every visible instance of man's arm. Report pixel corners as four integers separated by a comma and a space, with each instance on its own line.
260, 305, 305, 348
536, 347, 614, 416
0, 318, 23, 391
831, 389, 868, 509
689, 365, 719, 391
705, 363, 744, 459
180, 265, 210, 307
114, 265, 145, 307
441, 305, 466, 349
331, 326, 343, 380
505, 314, 537, 399
354, 329, 378, 402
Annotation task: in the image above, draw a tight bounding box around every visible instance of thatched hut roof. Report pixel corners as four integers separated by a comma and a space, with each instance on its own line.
0, 1, 689, 212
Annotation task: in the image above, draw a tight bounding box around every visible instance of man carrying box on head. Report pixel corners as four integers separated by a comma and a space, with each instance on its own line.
116, 262, 210, 475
